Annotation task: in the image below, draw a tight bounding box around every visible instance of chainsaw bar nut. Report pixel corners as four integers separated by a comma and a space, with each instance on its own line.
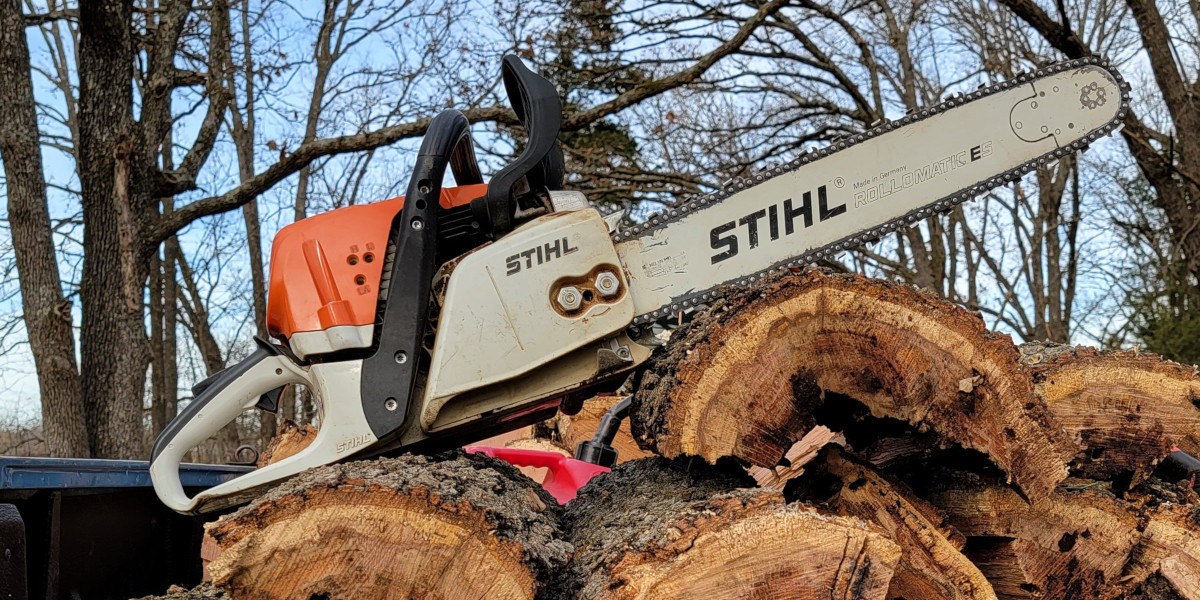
556, 286, 583, 311
595, 271, 620, 298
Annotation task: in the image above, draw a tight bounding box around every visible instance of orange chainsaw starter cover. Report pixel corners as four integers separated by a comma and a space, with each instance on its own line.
265, 183, 487, 343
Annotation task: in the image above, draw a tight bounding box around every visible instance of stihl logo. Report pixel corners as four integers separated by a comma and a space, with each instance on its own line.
337, 434, 372, 454
505, 237, 579, 275
710, 185, 845, 264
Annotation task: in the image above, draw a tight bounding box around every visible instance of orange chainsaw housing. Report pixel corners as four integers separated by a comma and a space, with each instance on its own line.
265, 183, 487, 344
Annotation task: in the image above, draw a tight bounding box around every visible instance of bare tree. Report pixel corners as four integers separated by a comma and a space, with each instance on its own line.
227, 0, 274, 447
0, 0, 89, 457
999, 0, 1200, 289
0, 0, 794, 458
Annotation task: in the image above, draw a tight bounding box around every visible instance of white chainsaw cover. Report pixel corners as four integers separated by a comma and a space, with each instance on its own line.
421, 209, 632, 429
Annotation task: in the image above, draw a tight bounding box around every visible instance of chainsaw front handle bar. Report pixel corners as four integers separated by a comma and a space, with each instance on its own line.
149, 343, 376, 514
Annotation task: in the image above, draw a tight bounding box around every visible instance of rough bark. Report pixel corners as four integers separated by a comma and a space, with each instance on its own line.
0, 0, 90, 457
206, 452, 570, 600
1020, 343, 1200, 488
134, 583, 228, 600
77, 0, 151, 459
632, 270, 1076, 501
791, 446, 996, 600
548, 456, 901, 600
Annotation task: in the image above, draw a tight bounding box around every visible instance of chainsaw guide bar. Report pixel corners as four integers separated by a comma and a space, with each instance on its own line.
615, 57, 1130, 325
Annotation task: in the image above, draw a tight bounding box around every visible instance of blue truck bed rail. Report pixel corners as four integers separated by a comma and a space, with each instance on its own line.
0, 457, 251, 600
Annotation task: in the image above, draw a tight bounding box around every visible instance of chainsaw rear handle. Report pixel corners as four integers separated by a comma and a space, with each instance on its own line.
150, 343, 378, 514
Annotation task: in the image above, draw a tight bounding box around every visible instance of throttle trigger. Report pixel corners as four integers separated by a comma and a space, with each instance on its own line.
256, 386, 285, 413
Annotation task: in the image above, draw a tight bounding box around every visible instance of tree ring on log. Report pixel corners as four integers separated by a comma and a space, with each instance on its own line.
632, 270, 1075, 501
1023, 343, 1200, 487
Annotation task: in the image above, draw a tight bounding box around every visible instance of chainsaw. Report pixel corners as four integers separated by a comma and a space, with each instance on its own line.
150, 55, 1129, 514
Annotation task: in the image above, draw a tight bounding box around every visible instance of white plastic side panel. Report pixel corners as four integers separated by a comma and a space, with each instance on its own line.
421, 210, 632, 429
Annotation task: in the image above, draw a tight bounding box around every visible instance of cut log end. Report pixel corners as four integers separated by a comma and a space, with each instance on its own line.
633, 270, 1074, 501
255, 420, 316, 467
551, 457, 901, 600
1022, 343, 1200, 487
792, 446, 996, 600
922, 468, 1200, 599
206, 453, 569, 600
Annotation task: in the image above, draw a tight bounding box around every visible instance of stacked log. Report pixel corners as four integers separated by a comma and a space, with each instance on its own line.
204, 454, 570, 600
148, 270, 1200, 599
548, 456, 900, 599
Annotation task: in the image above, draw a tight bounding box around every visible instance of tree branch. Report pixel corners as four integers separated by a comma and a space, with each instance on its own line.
995, 0, 1091, 58
23, 8, 76, 25
149, 0, 786, 245
159, 0, 231, 196
562, 0, 788, 130
1124, 0, 1190, 116
147, 106, 512, 245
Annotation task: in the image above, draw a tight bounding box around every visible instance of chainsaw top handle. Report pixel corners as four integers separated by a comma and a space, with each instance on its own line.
472, 55, 565, 237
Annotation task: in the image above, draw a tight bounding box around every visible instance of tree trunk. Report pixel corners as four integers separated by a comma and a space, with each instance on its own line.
205, 453, 570, 600
150, 143, 178, 439
792, 446, 996, 600
163, 235, 180, 427
77, 0, 151, 459
0, 0, 90, 457
176, 250, 240, 462
1021, 343, 1200, 489
242, 198, 275, 446
149, 252, 168, 436
228, 0, 276, 448
632, 270, 1076, 501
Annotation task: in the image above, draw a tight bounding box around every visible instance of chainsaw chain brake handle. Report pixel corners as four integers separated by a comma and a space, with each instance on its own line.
358, 108, 476, 440
473, 55, 565, 237
149, 341, 377, 513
